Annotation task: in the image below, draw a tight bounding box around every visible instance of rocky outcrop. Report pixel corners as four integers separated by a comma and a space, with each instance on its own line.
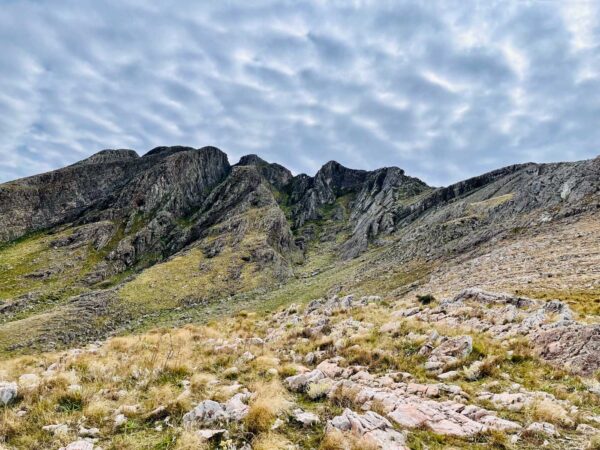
327, 408, 408, 450
283, 358, 522, 439
340, 167, 430, 258
0, 381, 18, 405
182, 165, 300, 280
92, 147, 231, 274
183, 400, 230, 427
2, 148, 598, 270
182, 393, 251, 428
426, 336, 473, 369
0, 149, 142, 243
532, 324, 600, 376
287, 161, 369, 228
236, 154, 292, 189
102, 146, 230, 219
0, 146, 230, 247
381, 156, 600, 265
404, 288, 599, 375
50, 221, 116, 251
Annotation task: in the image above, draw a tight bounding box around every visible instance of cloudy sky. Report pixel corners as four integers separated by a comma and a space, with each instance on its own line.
1, 1, 599, 186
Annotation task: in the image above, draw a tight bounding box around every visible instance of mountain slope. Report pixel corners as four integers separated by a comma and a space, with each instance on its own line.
0, 149, 598, 356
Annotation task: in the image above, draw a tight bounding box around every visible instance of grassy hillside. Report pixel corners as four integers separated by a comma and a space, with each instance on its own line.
2, 290, 599, 449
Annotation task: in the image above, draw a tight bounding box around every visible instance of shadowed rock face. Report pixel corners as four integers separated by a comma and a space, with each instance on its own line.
287, 161, 371, 228
340, 167, 431, 258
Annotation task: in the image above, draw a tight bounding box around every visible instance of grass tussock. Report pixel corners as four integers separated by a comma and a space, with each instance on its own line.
587, 434, 600, 450
253, 432, 294, 450
173, 430, 209, 450
245, 380, 292, 433
530, 398, 574, 427
319, 429, 378, 450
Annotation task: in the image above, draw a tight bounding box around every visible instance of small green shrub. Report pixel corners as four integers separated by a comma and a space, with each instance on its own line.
56, 393, 83, 413
417, 294, 435, 305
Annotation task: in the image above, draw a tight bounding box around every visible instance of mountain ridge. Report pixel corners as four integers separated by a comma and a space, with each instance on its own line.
0, 147, 598, 356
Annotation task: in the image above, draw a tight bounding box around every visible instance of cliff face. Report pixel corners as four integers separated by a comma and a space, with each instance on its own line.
0, 147, 230, 243
0, 149, 142, 243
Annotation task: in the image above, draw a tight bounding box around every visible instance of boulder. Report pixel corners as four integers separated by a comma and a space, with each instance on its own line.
380, 322, 402, 334
316, 360, 344, 378
437, 371, 459, 381
452, 289, 535, 308
327, 408, 407, 450
196, 428, 228, 441
0, 381, 17, 405
224, 393, 250, 421
292, 408, 320, 427
78, 425, 101, 438
478, 392, 529, 411
60, 441, 95, 450
576, 423, 597, 434
532, 324, 600, 375
116, 404, 140, 416
114, 414, 127, 428
428, 336, 472, 368
18, 373, 40, 391
526, 421, 558, 436
285, 369, 325, 392
237, 351, 255, 364
247, 337, 265, 346
386, 398, 521, 437
183, 400, 229, 428
478, 415, 522, 432
42, 423, 69, 435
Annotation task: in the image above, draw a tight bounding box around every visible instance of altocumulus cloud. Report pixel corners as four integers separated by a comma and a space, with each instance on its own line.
0, 0, 599, 185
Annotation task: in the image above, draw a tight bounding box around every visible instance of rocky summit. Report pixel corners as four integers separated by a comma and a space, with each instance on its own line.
0, 146, 599, 449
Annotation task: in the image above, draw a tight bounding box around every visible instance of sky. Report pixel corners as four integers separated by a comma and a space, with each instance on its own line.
1, 1, 599, 186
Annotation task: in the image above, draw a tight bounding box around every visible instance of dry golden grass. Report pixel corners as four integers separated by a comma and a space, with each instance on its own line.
307, 379, 334, 400
83, 399, 112, 425
328, 383, 361, 409
530, 398, 574, 427
319, 429, 348, 450
319, 429, 378, 450
244, 380, 292, 432
173, 431, 209, 450
189, 372, 216, 395
252, 355, 280, 372
588, 434, 600, 450
252, 432, 294, 450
